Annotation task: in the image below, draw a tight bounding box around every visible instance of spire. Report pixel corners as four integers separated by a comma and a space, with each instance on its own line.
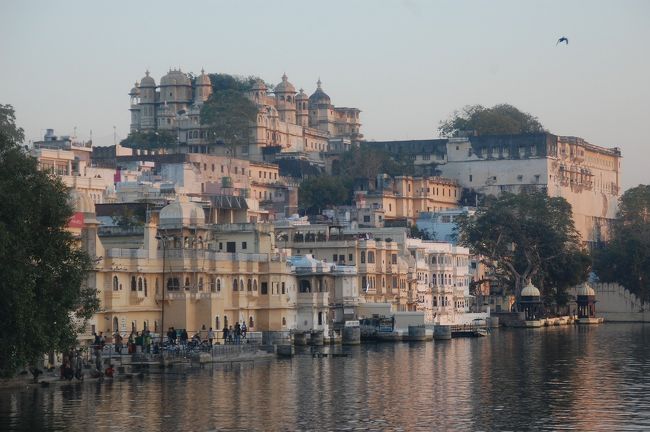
282, 72, 288, 82
317, 78, 322, 89
145, 70, 150, 77
201, 68, 205, 75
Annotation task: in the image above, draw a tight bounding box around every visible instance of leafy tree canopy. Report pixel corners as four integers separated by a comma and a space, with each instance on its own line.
594, 185, 650, 302
0, 104, 98, 377
438, 104, 547, 137
456, 190, 589, 309
120, 130, 176, 151
336, 144, 415, 178
201, 80, 258, 156
298, 175, 352, 214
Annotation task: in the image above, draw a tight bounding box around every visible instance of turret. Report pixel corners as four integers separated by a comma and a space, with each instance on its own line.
296, 89, 309, 128
274, 73, 297, 124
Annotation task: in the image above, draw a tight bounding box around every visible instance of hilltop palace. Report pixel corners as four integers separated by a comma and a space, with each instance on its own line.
128, 69, 362, 162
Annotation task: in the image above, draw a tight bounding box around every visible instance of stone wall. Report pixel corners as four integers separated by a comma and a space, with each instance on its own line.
592, 282, 650, 322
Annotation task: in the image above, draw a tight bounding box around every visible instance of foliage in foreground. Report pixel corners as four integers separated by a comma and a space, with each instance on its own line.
594, 185, 650, 302
456, 191, 590, 309
0, 104, 98, 376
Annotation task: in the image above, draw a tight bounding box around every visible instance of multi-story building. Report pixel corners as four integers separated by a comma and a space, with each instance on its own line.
354, 175, 461, 226
128, 70, 362, 163
439, 134, 621, 246
406, 239, 472, 324
369, 133, 622, 246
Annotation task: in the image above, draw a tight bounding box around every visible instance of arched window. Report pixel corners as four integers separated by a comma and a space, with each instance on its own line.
240, 279, 244, 291
138, 277, 143, 291
198, 277, 204, 291
253, 280, 258, 291
144, 279, 148, 296
167, 277, 179, 291
247, 279, 252, 291
282, 317, 286, 326
215, 316, 220, 330
360, 251, 366, 264
113, 276, 119, 291
361, 276, 367, 291
184, 277, 191, 290
233, 279, 238, 291
300, 280, 311, 293
131, 276, 136, 291
249, 316, 254, 328
217, 278, 221, 292
367, 252, 375, 263
113, 317, 119, 332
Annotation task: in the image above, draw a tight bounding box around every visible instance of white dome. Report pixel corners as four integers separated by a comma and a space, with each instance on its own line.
275, 73, 296, 94
159, 198, 205, 228
521, 281, 541, 297
160, 69, 191, 87
140, 71, 156, 88
576, 283, 595, 297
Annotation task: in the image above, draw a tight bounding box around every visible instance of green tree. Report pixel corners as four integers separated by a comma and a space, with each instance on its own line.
200, 89, 258, 157
438, 104, 546, 137
337, 144, 415, 179
0, 104, 98, 377
456, 191, 588, 309
120, 130, 176, 152
298, 175, 352, 214
594, 185, 650, 302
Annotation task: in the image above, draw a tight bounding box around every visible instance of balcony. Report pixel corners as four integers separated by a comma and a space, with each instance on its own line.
297, 291, 329, 306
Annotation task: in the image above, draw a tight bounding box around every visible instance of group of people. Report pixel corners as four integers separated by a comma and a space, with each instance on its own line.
222, 322, 247, 344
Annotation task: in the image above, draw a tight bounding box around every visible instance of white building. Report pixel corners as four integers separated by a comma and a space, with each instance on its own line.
406, 239, 472, 324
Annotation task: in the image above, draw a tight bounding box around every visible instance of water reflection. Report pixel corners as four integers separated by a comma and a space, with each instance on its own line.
1, 324, 649, 431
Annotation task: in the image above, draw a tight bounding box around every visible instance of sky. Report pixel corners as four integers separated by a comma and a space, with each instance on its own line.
1, 0, 648, 190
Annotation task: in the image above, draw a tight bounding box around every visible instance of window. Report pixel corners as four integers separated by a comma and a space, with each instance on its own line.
253, 280, 258, 291
138, 277, 143, 291
131, 276, 136, 291
113, 276, 119, 291
361, 251, 366, 264
184, 277, 191, 290
349, 254, 353, 262
363, 215, 370, 223
333, 254, 338, 262
242, 242, 247, 250
281, 282, 286, 294
318, 312, 323, 326
198, 277, 204, 291
233, 279, 238, 291
217, 279, 221, 291
247, 279, 252, 291
167, 278, 180, 291
367, 251, 375, 263
282, 317, 286, 326
469, 175, 473, 182
391, 254, 397, 265
226, 242, 236, 253
261, 282, 268, 295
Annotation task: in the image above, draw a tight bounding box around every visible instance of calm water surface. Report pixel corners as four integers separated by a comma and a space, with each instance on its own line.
1, 324, 649, 431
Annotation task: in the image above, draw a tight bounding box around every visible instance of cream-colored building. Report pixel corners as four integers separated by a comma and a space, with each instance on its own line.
438, 134, 622, 246
128, 70, 362, 162
406, 239, 471, 324
72, 195, 362, 340
355, 175, 461, 226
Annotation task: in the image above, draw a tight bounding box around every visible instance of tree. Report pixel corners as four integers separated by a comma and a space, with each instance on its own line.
0, 105, 98, 377
594, 185, 650, 302
120, 130, 176, 152
337, 144, 415, 179
200, 89, 258, 157
438, 104, 546, 137
298, 176, 352, 214
456, 191, 589, 309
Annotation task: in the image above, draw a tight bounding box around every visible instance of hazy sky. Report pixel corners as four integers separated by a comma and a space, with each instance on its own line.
1, 0, 648, 190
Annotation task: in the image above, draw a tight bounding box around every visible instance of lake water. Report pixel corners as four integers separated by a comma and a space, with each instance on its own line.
1, 324, 649, 431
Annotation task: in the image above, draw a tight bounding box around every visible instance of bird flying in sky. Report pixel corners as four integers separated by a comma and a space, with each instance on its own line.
557, 37, 569, 45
